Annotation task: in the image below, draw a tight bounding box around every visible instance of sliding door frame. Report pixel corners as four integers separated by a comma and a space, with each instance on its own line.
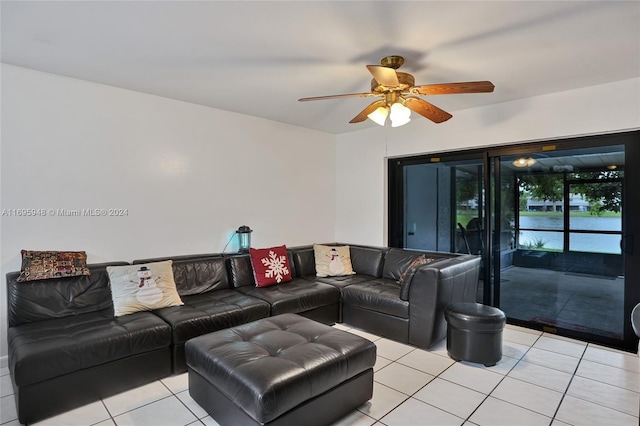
388, 130, 640, 352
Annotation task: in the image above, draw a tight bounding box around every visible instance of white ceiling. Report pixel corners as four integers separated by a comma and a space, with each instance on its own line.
2, 1, 639, 134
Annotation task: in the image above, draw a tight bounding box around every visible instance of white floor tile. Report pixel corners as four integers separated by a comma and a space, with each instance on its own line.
583, 345, 640, 373
413, 377, 486, 419
0, 367, 10, 376
567, 375, 639, 416
490, 376, 563, 417
502, 340, 531, 360
465, 354, 518, 376
372, 339, 415, 361
162, 372, 189, 394
374, 362, 434, 395
102, 380, 173, 416
331, 410, 377, 426
469, 396, 551, 426
1, 394, 18, 424
575, 359, 640, 392
503, 326, 541, 347
555, 395, 639, 426
381, 397, 463, 426
427, 338, 449, 358
199, 416, 221, 426
176, 389, 209, 419
533, 335, 586, 358
373, 355, 393, 372
356, 382, 408, 420
396, 348, 455, 376
508, 360, 573, 392
332, 323, 351, 331
31, 401, 110, 426
521, 347, 580, 374
112, 395, 198, 426
439, 362, 504, 394
1, 374, 14, 398
344, 327, 382, 342
550, 420, 571, 426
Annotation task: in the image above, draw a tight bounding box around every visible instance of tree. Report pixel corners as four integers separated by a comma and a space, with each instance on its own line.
519, 174, 563, 211
456, 177, 478, 211
571, 171, 622, 215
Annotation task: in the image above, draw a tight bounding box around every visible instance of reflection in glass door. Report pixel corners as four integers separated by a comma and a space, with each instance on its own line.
494, 143, 627, 345
389, 154, 487, 298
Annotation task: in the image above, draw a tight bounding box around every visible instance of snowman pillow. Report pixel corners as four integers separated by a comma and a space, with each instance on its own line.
313, 244, 356, 277
107, 260, 183, 317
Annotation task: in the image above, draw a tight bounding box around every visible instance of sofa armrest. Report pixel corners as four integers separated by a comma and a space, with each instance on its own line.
406, 255, 480, 348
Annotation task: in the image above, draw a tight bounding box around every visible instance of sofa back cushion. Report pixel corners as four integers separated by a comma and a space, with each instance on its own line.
133, 255, 229, 296
383, 249, 434, 281
6, 261, 128, 327
350, 246, 386, 277
291, 245, 385, 279
227, 254, 255, 288
291, 246, 315, 277
172, 256, 230, 295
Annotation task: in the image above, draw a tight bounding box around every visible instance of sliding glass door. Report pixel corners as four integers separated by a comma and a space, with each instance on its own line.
490, 133, 639, 350
388, 152, 488, 299
389, 130, 640, 351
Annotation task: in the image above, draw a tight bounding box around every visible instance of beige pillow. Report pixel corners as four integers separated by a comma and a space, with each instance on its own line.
107, 261, 183, 317
313, 244, 356, 277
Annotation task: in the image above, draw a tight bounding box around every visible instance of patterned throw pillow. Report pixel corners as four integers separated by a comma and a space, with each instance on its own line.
313, 244, 356, 277
16, 250, 91, 282
249, 245, 293, 287
107, 261, 183, 317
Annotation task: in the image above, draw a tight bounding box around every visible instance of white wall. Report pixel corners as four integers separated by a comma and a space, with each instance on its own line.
335, 78, 640, 246
0, 64, 336, 360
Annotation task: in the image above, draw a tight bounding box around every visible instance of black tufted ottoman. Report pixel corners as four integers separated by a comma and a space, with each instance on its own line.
444, 302, 506, 367
186, 313, 376, 426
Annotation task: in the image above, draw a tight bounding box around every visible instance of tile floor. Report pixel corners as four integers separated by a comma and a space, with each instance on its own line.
1, 323, 638, 426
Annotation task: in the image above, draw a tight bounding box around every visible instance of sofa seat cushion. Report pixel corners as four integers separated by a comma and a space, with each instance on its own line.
341, 279, 409, 319
8, 310, 171, 387
152, 290, 271, 344
310, 274, 377, 289
235, 279, 340, 316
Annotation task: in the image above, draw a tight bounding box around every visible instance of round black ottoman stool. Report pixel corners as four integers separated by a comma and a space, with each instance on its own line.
444, 302, 506, 367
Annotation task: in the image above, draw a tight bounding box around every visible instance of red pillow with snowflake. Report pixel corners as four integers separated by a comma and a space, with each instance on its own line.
249, 245, 293, 287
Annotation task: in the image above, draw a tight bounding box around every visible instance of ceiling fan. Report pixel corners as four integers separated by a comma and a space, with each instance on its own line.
298, 55, 494, 127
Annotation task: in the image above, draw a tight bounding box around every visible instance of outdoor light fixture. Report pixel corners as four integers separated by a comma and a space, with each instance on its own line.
367, 102, 411, 127
512, 157, 537, 168
236, 225, 252, 253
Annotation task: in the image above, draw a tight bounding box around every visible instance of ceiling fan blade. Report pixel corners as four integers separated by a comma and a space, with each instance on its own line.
410, 81, 495, 95
349, 100, 386, 123
298, 92, 378, 102
366, 65, 400, 87
404, 97, 452, 123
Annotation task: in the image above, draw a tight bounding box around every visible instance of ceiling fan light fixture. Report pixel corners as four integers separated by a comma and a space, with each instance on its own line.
367, 106, 389, 126
390, 102, 411, 127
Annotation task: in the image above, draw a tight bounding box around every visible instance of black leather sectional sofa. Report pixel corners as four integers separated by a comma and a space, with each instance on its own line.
6, 244, 480, 424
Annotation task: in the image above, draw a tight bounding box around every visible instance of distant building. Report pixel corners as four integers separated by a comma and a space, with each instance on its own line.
526, 194, 590, 212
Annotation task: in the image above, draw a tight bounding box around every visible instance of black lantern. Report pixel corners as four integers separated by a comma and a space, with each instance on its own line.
237, 225, 253, 253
